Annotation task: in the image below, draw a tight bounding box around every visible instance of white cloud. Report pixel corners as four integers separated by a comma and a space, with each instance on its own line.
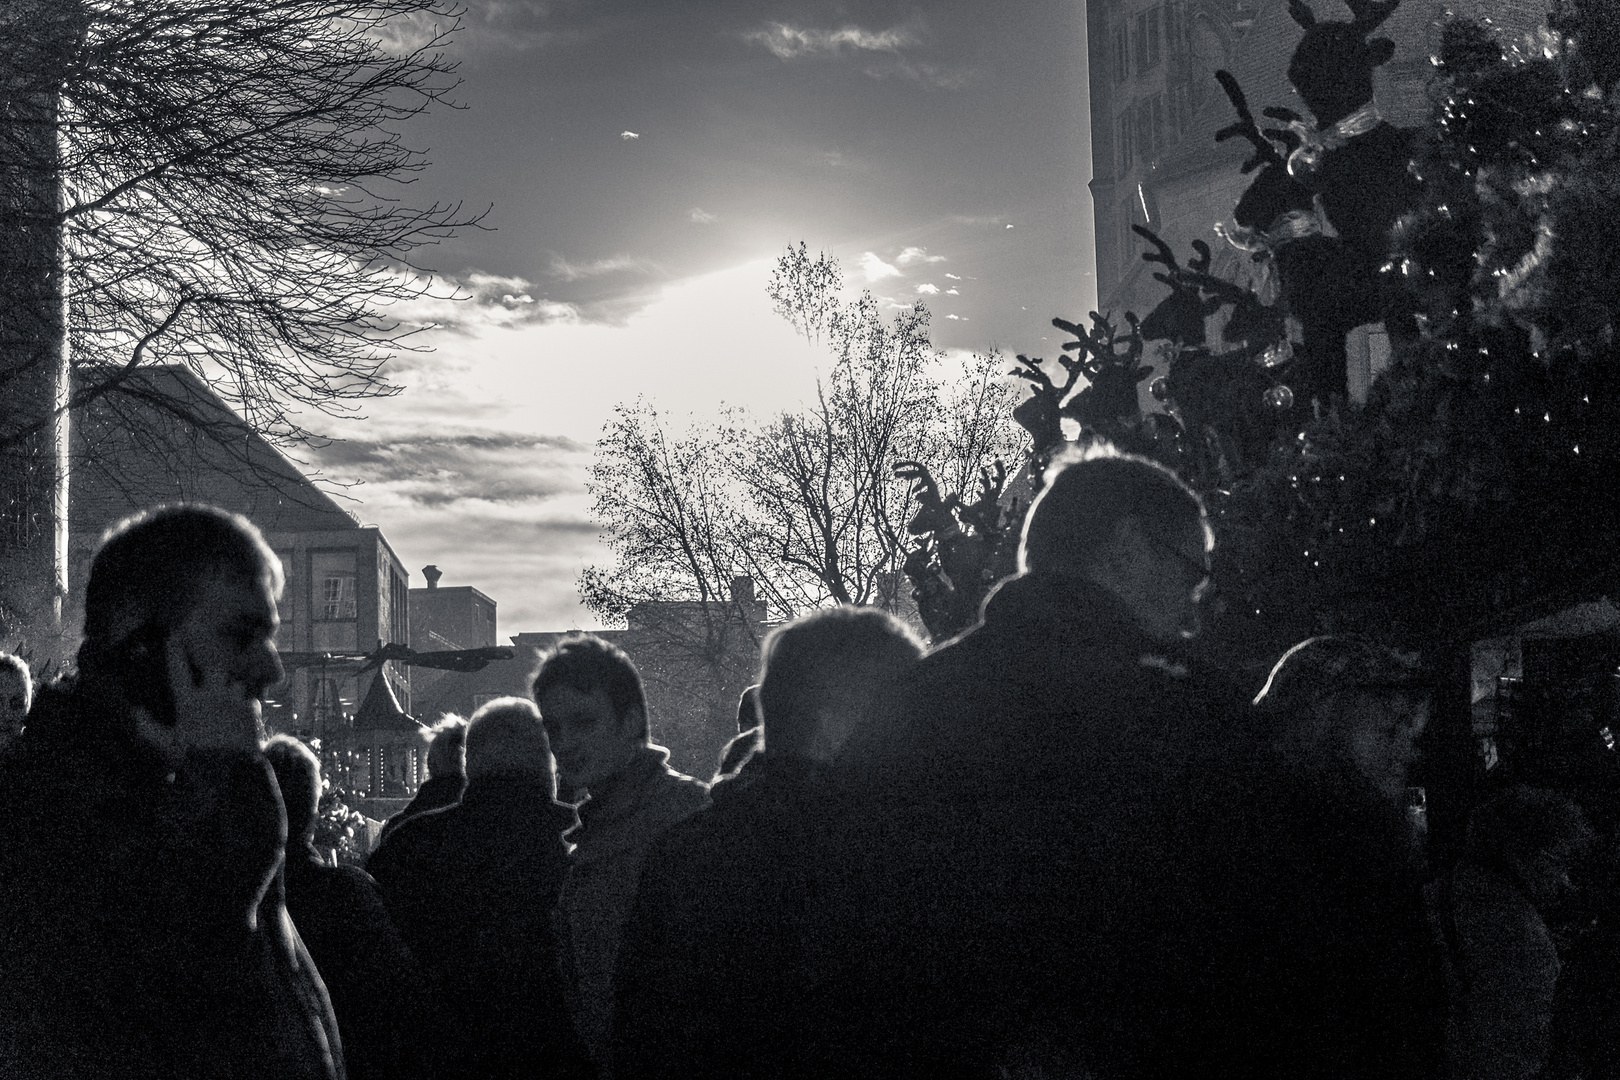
946, 314, 960, 320
689, 207, 717, 224
1005, 224, 1014, 229
621, 130, 639, 140
916, 283, 939, 295
548, 254, 657, 282
945, 273, 961, 280
858, 252, 901, 282
896, 246, 946, 266
744, 21, 917, 59
946, 288, 960, 295
370, 269, 580, 334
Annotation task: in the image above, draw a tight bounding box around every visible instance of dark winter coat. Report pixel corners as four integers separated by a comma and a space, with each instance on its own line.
612, 751, 850, 1079
1243, 742, 1446, 1079
0, 680, 345, 1080
376, 773, 464, 845
366, 773, 589, 1080
283, 844, 443, 1080
1445, 859, 1562, 1080
556, 746, 710, 1071
827, 570, 1289, 1080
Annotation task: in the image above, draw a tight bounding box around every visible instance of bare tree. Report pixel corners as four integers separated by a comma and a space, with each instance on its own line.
582, 245, 1022, 623
29, 0, 475, 447
0, 0, 477, 642
734, 288, 938, 609
579, 401, 759, 633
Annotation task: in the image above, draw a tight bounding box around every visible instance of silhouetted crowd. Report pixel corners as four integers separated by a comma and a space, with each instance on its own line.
1, 446, 1616, 1079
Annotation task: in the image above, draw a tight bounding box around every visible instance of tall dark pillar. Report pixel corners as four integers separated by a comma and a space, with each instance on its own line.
0, 1, 84, 654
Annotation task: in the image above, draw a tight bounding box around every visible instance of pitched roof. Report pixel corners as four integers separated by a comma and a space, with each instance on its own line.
71, 363, 357, 536
353, 671, 418, 733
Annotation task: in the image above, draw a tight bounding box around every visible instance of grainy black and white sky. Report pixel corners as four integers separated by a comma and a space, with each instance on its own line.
309, 0, 1095, 633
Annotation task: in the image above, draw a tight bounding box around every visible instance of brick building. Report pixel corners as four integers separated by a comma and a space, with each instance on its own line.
407, 563, 498, 712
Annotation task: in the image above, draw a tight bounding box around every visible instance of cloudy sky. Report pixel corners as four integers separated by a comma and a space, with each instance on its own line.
306, 0, 1095, 634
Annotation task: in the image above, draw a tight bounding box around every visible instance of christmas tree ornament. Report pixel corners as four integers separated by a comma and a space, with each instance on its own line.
1264, 384, 1297, 410
1150, 375, 1171, 401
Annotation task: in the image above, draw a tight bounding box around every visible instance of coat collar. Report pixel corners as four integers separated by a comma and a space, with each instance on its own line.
571, 745, 706, 861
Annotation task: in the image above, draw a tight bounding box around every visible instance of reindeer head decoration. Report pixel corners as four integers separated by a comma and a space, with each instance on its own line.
1287, 0, 1399, 129
1215, 70, 1316, 232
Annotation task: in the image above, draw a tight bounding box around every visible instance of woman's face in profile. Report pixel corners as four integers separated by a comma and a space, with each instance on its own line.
1339, 691, 1429, 803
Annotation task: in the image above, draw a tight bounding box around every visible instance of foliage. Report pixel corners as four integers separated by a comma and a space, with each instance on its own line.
0, 0, 478, 454
304, 738, 373, 866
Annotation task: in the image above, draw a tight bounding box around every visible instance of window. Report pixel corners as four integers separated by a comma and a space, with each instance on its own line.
1117, 111, 1135, 175
1134, 7, 1161, 72
312, 549, 357, 621
1120, 209, 1138, 276
1113, 23, 1130, 83
321, 575, 357, 620
1169, 84, 1191, 141
1165, 1, 1190, 55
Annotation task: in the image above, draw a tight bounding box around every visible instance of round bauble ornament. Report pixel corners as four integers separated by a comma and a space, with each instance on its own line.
1288, 141, 1324, 178
1263, 384, 1295, 411
1150, 376, 1171, 402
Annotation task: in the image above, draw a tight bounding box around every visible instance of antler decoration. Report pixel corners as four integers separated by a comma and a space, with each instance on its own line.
1010, 340, 1086, 452
1215, 70, 1287, 174
1137, 224, 1222, 344
893, 460, 960, 539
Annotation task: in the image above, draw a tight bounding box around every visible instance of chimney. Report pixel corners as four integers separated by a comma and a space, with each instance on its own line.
422, 565, 442, 590
729, 575, 755, 606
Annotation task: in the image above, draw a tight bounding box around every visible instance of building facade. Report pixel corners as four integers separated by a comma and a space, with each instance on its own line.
264, 526, 412, 737
407, 563, 498, 710
67, 364, 413, 737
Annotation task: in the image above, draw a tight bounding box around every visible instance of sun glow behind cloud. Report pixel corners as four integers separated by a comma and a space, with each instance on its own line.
309, 258, 826, 631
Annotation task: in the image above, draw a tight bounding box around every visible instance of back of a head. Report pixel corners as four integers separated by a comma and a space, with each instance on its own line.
759, 606, 924, 760
79, 504, 282, 669
737, 685, 761, 733
464, 696, 554, 783
531, 633, 649, 740
1467, 785, 1594, 866
1020, 444, 1206, 575
0, 652, 32, 710
425, 715, 469, 778
264, 734, 322, 845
